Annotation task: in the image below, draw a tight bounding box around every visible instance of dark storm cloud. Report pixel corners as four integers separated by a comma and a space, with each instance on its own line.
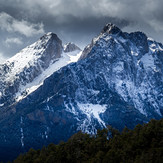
44, 15, 129, 48
0, 0, 163, 63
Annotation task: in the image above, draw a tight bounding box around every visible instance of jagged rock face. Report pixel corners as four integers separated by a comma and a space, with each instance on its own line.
81, 25, 163, 118
0, 24, 163, 162
64, 42, 81, 52
101, 23, 122, 35
0, 33, 63, 108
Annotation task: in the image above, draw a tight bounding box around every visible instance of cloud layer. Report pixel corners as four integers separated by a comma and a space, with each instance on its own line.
0, 12, 44, 37
5, 37, 23, 47
0, 0, 163, 61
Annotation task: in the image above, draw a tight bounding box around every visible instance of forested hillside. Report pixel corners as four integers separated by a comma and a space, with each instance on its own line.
14, 118, 163, 163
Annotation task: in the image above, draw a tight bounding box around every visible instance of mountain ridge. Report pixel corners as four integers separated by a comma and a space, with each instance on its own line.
0, 23, 162, 162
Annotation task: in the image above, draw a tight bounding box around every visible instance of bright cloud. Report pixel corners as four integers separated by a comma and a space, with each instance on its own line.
5, 37, 23, 46
0, 52, 7, 64
0, 12, 45, 37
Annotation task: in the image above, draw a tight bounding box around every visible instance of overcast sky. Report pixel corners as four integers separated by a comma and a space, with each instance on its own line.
0, 0, 163, 63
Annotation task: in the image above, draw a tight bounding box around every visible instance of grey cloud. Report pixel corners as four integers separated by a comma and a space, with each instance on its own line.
0, 12, 45, 37
0, 0, 163, 60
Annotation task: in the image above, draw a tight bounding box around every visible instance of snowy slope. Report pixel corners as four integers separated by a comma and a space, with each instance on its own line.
15, 50, 82, 101
0, 32, 81, 107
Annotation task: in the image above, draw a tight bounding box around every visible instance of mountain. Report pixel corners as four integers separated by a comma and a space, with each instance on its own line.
0, 32, 81, 108
64, 42, 81, 52
0, 23, 163, 162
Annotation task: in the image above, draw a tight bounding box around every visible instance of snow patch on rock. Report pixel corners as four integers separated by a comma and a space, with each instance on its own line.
78, 103, 107, 128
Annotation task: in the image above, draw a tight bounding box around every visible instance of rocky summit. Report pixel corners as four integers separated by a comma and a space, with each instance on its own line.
0, 23, 162, 162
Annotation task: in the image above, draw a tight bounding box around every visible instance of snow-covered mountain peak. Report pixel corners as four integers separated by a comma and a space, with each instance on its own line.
80, 23, 150, 60
78, 23, 163, 117
3, 32, 62, 82
46, 32, 55, 36
0, 32, 82, 107
64, 42, 81, 52
40, 32, 60, 42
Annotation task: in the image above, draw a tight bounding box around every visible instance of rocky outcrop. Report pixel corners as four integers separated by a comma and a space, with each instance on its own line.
64, 42, 81, 52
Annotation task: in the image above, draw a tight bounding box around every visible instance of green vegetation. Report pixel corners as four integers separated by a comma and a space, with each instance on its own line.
14, 119, 163, 163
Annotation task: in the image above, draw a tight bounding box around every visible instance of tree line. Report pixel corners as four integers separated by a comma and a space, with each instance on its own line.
13, 118, 163, 163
